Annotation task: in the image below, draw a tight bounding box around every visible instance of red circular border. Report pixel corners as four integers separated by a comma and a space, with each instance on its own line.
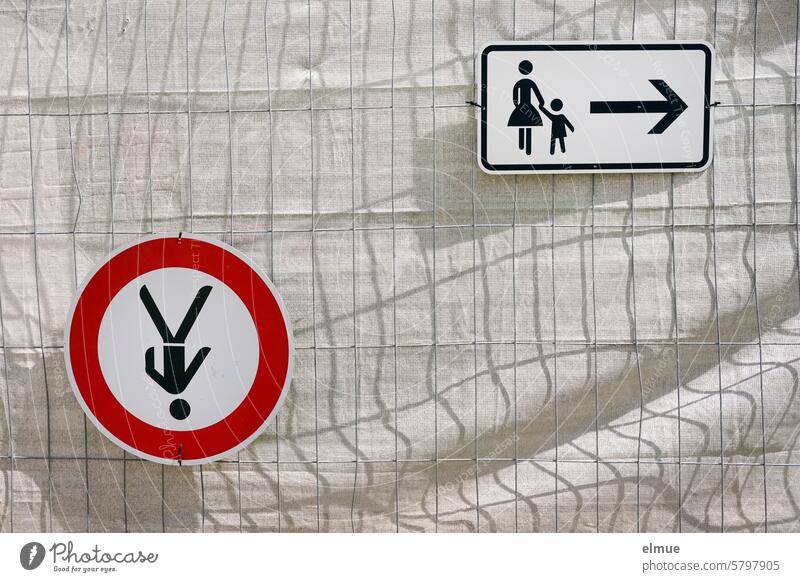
67, 236, 290, 462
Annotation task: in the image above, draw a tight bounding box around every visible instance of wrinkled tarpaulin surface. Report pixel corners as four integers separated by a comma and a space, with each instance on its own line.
1, 0, 800, 533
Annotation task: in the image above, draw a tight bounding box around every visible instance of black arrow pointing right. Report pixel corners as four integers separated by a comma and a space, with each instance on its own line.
589, 79, 688, 135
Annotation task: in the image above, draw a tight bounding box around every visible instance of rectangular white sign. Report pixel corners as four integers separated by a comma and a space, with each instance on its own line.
478, 41, 714, 174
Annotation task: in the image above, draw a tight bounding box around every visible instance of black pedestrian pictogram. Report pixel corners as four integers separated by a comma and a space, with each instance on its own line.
540, 99, 575, 154
140, 285, 212, 420
507, 59, 545, 155
507, 60, 576, 158
589, 79, 687, 134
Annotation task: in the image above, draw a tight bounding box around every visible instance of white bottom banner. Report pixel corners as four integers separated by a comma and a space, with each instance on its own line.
1, 533, 798, 581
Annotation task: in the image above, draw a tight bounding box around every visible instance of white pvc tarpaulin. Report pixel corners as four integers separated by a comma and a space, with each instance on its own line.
1, 0, 800, 532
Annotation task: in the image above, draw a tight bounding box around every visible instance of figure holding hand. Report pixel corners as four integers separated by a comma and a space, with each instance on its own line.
507, 60, 546, 156
540, 98, 574, 155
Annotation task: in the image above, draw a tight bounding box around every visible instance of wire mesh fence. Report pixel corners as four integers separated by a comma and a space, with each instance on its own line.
1, 0, 800, 532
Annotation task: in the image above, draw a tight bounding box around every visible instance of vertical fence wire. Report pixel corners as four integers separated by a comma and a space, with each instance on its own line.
390, 0, 399, 533
263, 0, 281, 534
431, 0, 439, 533
511, 0, 519, 534
749, 0, 768, 534
2, 0, 800, 533
549, 0, 559, 532
307, 0, 321, 534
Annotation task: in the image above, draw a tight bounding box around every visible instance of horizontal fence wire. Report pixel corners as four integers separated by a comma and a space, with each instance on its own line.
1, 0, 800, 533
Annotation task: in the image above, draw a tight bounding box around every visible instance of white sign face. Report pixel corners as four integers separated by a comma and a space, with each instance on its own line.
98, 267, 260, 432
478, 42, 714, 174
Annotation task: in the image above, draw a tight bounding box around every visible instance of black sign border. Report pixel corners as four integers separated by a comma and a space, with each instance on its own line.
479, 43, 713, 173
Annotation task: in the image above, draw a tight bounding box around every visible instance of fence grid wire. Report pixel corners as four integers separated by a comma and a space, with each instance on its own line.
1, 0, 800, 533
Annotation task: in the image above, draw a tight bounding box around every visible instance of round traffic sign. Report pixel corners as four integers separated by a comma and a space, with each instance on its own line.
64, 233, 294, 465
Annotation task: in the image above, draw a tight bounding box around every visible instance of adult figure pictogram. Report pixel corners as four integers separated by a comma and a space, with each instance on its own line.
507, 59, 545, 156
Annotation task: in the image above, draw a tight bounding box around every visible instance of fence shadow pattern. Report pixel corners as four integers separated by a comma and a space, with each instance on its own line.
1, 0, 800, 532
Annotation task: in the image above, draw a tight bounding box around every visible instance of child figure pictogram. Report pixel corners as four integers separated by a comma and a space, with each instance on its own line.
540, 99, 575, 155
